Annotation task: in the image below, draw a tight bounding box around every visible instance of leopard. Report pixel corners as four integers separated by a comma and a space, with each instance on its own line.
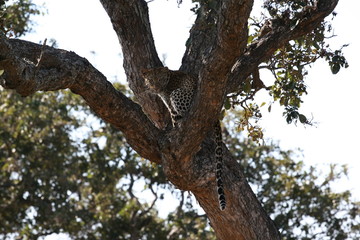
141, 67, 226, 211
141, 67, 196, 126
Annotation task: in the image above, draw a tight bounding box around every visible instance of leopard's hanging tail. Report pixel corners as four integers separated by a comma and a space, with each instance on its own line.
214, 121, 226, 211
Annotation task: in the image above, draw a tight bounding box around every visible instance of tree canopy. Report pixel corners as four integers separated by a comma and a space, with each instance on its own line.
0, 0, 358, 239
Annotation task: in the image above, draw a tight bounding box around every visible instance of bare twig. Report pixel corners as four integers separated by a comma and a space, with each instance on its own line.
35, 38, 47, 67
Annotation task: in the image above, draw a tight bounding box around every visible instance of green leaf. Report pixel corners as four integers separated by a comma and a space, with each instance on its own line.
286, 115, 293, 124
280, 97, 288, 106
299, 114, 307, 124
0, 69, 4, 76
331, 63, 340, 74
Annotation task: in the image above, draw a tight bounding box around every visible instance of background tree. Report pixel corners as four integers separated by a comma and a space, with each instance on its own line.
0, 0, 357, 239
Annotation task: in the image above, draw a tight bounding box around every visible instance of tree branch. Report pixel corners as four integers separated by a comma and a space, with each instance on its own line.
181, 0, 253, 73
99, 0, 171, 129
0, 35, 162, 163
174, 0, 254, 161
227, 0, 339, 94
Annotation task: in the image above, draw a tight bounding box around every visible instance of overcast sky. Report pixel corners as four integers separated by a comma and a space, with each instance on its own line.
22, 1, 360, 238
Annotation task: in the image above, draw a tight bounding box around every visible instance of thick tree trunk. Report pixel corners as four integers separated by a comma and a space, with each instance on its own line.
0, 0, 339, 239
191, 142, 281, 239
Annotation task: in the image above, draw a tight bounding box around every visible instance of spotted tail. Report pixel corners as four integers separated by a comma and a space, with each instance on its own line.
214, 121, 226, 211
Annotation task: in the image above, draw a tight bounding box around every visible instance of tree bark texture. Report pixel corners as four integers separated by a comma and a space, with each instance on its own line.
0, 0, 339, 239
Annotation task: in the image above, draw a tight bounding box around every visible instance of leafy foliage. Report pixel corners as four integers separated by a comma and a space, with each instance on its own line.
0, 0, 42, 37
223, 0, 349, 140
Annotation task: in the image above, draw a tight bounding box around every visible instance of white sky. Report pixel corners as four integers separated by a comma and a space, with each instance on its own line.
21, 0, 360, 238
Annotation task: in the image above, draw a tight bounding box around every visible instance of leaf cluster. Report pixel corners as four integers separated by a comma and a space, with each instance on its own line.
225, 0, 349, 135
0, 0, 42, 37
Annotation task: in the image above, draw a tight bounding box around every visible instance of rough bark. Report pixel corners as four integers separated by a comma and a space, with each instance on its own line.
0, 0, 339, 239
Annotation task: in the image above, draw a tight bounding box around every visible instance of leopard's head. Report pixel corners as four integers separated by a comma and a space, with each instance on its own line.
141, 67, 170, 93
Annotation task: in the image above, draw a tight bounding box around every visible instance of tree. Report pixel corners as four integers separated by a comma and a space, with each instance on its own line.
0, 0, 352, 239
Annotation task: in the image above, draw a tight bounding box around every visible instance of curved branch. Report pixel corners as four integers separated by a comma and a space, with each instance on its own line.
0, 35, 162, 163
227, 0, 339, 93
